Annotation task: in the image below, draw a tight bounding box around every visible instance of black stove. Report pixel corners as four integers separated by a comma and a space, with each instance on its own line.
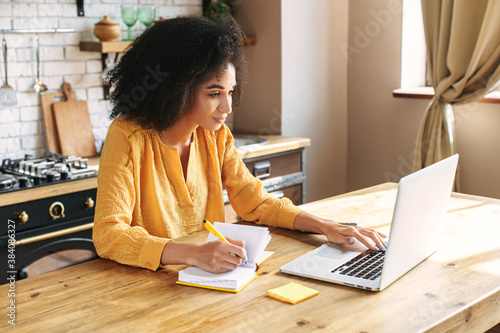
1, 153, 98, 282
0, 152, 97, 193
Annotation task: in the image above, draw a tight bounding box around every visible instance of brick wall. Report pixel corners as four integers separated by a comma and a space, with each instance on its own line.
0, 0, 202, 161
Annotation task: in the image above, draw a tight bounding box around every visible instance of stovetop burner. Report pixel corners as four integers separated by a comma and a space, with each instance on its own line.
0, 152, 97, 193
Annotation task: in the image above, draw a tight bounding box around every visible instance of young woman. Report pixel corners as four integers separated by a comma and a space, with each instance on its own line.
93, 16, 386, 274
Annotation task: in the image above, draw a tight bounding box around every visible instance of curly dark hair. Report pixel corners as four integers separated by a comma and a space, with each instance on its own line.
106, 15, 247, 131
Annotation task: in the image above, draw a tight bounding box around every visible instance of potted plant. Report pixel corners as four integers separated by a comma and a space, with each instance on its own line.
203, 0, 232, 20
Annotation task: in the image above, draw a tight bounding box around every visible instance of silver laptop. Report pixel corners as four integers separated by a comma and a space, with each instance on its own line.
280, 154, 459, 291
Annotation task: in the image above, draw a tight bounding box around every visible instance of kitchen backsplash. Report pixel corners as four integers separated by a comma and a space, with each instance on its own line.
0, 0, 203, 161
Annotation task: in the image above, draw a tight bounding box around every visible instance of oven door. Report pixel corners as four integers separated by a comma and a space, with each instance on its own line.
1, 222, 97, 283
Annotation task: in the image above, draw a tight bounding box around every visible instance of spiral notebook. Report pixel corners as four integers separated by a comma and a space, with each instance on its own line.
177, 223, 272, 292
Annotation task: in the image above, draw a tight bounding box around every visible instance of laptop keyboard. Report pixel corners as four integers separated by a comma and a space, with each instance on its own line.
331, 250, 385, 281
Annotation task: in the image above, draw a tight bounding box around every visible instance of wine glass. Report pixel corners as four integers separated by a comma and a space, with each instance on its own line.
139, 6, 156, 29
121, 6, 138, 41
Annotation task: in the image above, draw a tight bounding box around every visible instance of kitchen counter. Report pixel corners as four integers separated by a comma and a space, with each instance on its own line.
1, 135, 310, 206
234, 134, 310, 160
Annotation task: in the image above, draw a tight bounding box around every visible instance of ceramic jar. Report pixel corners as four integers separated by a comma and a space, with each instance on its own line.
94, 16, 121, 42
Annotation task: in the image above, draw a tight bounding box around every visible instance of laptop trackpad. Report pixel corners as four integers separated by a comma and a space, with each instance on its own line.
280, 242, 369, 278
314, 242, 367, 260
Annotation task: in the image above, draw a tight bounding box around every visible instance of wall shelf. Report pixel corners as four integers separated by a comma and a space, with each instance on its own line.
1, 28, 75, 34
243, 37, 256, 45
79, 41, 132, 53
79, 36, 256, 53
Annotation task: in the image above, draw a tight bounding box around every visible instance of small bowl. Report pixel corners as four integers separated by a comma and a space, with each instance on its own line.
94, 15, 121, 42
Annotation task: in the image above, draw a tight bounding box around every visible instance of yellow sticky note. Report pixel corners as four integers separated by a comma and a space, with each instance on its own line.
268, 282, 319, 304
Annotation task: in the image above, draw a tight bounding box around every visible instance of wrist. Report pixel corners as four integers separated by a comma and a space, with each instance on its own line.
161, 241, 201, 266
293, 211, 331, 235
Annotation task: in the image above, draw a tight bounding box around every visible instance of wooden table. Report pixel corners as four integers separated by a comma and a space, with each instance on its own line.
2, 183, 499, 332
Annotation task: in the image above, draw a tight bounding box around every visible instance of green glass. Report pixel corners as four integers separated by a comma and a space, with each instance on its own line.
121, 6, 138, 41
139, 6, 156, 29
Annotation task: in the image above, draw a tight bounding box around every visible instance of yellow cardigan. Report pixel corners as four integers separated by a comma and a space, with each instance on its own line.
93, 117, 301, 271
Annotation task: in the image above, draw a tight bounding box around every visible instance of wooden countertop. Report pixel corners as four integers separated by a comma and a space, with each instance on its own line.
0, 136, 310, 206
2, 183, 499, 332
235, 135, 310, 160
0, 177, 98, 207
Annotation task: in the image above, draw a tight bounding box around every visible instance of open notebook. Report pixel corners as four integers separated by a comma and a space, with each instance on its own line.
177, 223, 272, 292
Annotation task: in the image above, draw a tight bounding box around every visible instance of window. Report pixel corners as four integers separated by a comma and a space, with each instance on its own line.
400, 0, 426, 89
395, 0, 500, 102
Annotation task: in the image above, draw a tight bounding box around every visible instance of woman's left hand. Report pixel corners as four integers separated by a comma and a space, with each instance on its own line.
320, 222, 387, 251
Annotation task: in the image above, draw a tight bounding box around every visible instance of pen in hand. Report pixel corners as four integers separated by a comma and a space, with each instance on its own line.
203, 219, 248, 264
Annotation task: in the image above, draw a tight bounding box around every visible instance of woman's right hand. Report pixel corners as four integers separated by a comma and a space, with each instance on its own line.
192, 237, 247, 273
161, 237, 247, 274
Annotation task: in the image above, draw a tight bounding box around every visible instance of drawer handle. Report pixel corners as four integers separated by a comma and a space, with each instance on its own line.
254, 161, 271, 179
49, 201, 65, 220
270, 190, 284, 199
14, 223, 94, 246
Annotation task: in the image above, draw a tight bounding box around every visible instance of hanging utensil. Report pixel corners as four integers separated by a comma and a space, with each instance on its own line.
33, 35, 47, 93
0, 36, 18, 106
101, 53, 116, 80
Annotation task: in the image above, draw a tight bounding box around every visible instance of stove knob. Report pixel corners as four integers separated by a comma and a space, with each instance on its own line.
84, 197, 95, 209
17, 211, 29, 224
33, 176, 42, 185
46, 172, 55, 183
19, 176, 29, 188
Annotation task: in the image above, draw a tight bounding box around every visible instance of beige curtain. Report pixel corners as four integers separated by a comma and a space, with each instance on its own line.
413, 0, 500, 191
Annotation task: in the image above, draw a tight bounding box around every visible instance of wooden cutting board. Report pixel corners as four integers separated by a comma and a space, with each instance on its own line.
52, 83, 97, 157
40, 89, 77, 153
